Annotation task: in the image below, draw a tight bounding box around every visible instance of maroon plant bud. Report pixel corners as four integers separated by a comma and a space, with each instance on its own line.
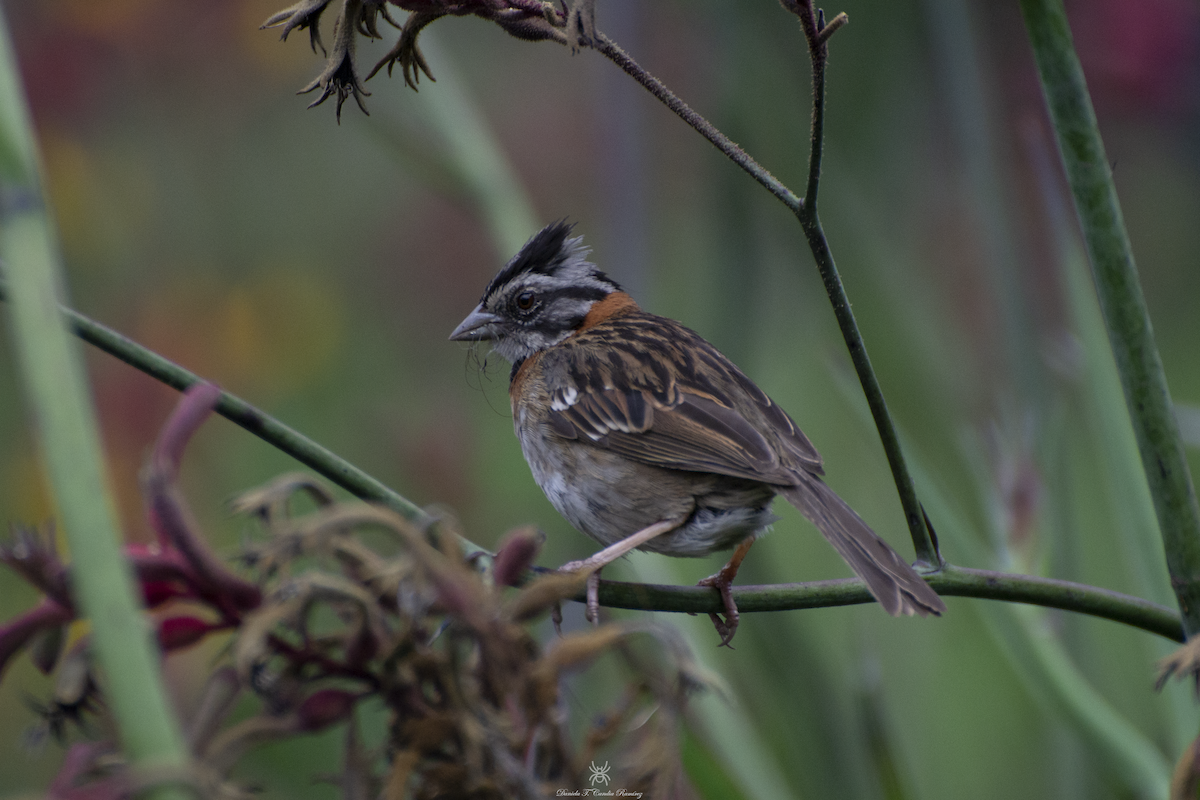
157, 616, 217, 652
297, 688, 359, 732
128, 548, 205, 608
142, 386, 262, 616
150, 382, 222, 482
0, 599, 72, 680
429, 567, 484, 627
127, 544, 189, 580
344, 625, 379, 669
492, 526, 544, 588
140, 579, 192, 609
143, 482, 261, 614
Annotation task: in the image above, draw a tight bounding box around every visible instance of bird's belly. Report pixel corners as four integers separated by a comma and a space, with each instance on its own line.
517, 422, 777, 557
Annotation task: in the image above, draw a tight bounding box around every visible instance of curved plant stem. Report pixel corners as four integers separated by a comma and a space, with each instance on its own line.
790, 3, 938, 565
1019, 0, 1200, 635
591, 564, 1183, 642
592, 34, 801, 212
0, 11, 191, 797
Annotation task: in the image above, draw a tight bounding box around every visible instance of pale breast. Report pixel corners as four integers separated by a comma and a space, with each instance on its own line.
516, 410, 777, 556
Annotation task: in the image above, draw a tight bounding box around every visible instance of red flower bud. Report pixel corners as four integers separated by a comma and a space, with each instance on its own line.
297, 688, 359, 732
141, 579, 191, 609
492, 527, 544, 587
157, 616, 215, 651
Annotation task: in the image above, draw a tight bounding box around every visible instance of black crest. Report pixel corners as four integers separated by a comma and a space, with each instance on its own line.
483, 221, 621, 302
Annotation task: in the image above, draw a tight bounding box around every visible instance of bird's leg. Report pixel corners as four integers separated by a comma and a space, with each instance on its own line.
560, 518, 683, 574
560, 517, 683, 625
697, 537, 756, 647
585, 570, 601, 625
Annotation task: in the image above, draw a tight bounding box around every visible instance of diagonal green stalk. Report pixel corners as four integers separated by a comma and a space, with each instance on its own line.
0, 11, 190, 797
1019, 0, 1200, 635
790, 4, 938, 566
0, 278, 438, 531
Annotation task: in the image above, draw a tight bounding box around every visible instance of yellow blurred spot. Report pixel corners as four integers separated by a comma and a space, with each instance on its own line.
238, 0, 333, 80
39, 128, 157, 267
65, 619, 91, 649
3, 451, 54, 527
39, 131, 98, 261
138, 266, 345, 398
47, 0, 157, 39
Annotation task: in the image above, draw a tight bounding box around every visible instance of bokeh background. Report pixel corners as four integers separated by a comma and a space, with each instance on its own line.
2, 0, 1200, 797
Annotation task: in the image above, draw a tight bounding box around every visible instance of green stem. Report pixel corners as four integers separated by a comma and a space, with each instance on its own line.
0, 11, 191, 797
0, 280, 434, 531
592, 564, 1183, 642
790, 3, 938, 565
1019, 0, 1200, 635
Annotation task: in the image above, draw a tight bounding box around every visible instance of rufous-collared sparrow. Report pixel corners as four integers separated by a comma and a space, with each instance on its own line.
451, 221, 945, 644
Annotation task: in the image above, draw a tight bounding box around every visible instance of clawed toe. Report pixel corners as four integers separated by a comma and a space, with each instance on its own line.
584, 571, 601, 625
698, 573, 740, 647
707, 612, 737, 646
557, 562, 602, 626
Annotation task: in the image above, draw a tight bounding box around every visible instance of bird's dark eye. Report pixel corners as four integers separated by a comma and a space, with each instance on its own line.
516, 290, 536, 311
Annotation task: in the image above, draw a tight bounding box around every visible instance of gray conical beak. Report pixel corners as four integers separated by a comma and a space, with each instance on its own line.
449, 304, 502, 341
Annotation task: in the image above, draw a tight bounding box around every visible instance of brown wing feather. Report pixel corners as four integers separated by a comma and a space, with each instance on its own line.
780, 476, 945, 617
544, 311, 823, 482
555, 390, 792, 482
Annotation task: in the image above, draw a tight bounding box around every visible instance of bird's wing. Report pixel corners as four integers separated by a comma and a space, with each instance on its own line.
543, 314, 824, 481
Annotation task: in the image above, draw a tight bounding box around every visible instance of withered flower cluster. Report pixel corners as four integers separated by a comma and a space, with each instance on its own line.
262, 0, 597, 120
1, 383, 716, 799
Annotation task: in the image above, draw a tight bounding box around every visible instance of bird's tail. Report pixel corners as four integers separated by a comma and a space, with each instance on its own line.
779, 476, 945, 617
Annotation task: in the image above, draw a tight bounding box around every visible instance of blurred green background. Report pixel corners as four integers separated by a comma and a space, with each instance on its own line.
2, 0, 1200, 797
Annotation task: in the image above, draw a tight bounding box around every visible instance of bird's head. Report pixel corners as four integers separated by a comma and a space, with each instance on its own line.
449, 221, 623, 364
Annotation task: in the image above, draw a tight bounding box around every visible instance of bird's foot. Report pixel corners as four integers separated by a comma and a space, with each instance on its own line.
696, 538, 754, 646
697, 569, 740, 647
584, 570, 601, 625
558, 561, 603, 626
551, 601, 564, 636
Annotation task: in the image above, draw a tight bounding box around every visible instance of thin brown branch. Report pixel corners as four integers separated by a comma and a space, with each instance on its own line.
590, 32, 801, 213
588, 564, 1183, 642
785, 0, 940, 565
